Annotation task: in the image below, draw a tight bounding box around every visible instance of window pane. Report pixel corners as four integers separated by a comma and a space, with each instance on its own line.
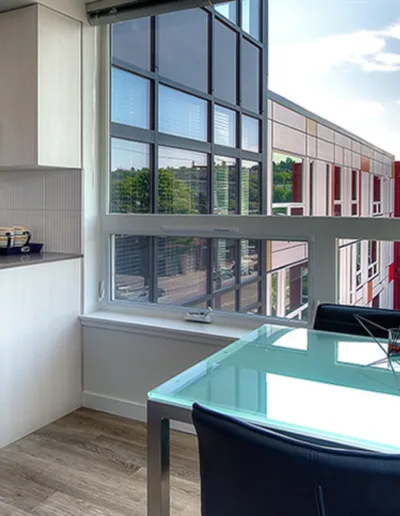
110, 139, 150, 214
242, 0, 260, 39
214, 156, 237, 215
214, 105, 236, 147
241, 160, 260, 214
214, 20, 237, 103
112, 18, 150, 71
158, 237, 208, 304
158, 9, 208, 92
113, 235, 151, 302
352, 170, 358, 201
213, 238, 236, 291
272, 152, 303, 204
242, 115, 259, 152
111, 67, 149, 129
159, 85, 207, 142
215, 1, 237, 23
240, 281, 260, 309
241, 39, 260, 113
285, 264, 307, 316
334, 166, 341, 201
158, 147, 209, 214
240, 239, 259, 281
214, 290, 236, 312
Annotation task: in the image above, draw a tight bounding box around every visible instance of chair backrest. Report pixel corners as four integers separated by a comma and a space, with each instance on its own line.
192, 403, 400, 516
313, 303, 400, 338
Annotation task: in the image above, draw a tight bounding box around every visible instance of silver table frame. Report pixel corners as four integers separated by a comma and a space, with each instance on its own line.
147, 399, 193, 516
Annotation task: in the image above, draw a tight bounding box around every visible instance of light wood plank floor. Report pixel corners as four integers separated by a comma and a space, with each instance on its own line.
0, 408, 200, 516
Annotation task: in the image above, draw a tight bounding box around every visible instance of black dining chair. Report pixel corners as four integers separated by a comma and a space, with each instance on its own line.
192, 402, 400, 516
313, 303, 400, 339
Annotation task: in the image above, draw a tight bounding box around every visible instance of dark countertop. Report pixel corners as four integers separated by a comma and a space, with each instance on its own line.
0, 252, 82, 271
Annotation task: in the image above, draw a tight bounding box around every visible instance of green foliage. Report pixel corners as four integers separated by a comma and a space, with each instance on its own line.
272, 156, 296, 203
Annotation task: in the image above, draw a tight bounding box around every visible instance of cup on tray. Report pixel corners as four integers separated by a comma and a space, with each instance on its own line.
0, 226, 31, 248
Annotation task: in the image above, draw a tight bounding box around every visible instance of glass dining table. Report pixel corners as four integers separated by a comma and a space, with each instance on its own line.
147, 323, 400, 516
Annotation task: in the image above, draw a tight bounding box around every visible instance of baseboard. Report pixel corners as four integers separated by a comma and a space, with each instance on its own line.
82, 391, 194, 434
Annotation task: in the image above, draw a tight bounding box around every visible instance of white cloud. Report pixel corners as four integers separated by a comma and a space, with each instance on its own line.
385, 22, 400, 39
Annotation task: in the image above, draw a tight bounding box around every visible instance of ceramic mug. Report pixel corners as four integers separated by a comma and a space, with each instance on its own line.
0, 227, 14, 248
12, 226, 31, 248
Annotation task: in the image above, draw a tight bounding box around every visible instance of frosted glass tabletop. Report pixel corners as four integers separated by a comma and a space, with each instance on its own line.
148, 324, 400, 453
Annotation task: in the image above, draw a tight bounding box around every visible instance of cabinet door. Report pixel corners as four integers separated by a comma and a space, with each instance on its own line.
0, 6, 37, 168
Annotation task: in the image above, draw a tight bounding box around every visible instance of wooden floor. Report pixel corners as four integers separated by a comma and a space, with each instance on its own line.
0, 408, 200, 516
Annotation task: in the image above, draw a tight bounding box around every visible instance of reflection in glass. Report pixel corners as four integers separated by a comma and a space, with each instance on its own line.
213, 238, 236, 292
272, 152, 303, 204
215, 105, 236, 147
214, 156, 237, 215
240, 280, 260, 309
158, 147, 208, 214
242, 0, 260, 40
285, 264, 308, 316
158, 237, 208, 305
112, 18, 151, 70
110, 139, 150, 214
215, 1, 237, 23
214, 290, 236, 312
241, 39, 260, 113
240, 239, 259, 281
159, 85, 207, 142
113, 235, 151, 302
111, 67, 149, 129
242, 115, 259, 152
214, 20, 237, 103
159, 9, 208, 92
241, 160, 260, 215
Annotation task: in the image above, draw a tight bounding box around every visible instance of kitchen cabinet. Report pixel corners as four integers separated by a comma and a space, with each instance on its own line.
0, 4, 81, 169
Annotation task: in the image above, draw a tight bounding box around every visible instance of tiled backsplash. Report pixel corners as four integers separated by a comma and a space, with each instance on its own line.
0, 169, 82, 253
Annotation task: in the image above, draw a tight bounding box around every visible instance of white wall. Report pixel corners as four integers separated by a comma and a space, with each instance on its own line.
82, 325, 226, 420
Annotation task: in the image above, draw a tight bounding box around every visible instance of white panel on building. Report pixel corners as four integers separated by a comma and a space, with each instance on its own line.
314, 160, 328, 215
317, 139, 334, 162
335, 132, 351, 149
273, 103, 306, 132
272, 121, 306, 156
317, 124, 334, 142
351, 151, 361, 169
344, 148, 352, 167
352, 140, 361, 154
268, 100, 272, 119
361, 144, 373, 158
374, 151, 383, 162
361, 172, 370, 216
267, 119, 273, 214
307, 135, 316, 158
370, 160, 376, 174
334, 145, 344, 165
376, 161, 383, 176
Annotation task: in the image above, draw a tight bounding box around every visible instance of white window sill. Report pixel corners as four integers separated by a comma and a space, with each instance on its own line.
79, 306, 308, 346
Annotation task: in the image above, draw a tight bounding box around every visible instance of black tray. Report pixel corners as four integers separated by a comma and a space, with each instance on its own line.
0, 243, 43, 255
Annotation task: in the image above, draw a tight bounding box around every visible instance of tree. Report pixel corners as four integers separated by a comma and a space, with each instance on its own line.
272, 157, 296, 203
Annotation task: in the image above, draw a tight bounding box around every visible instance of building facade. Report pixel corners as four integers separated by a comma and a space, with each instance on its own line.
110, 0, 396, 321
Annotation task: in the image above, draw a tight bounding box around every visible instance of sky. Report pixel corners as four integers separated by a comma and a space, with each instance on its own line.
268, 0, 400, 158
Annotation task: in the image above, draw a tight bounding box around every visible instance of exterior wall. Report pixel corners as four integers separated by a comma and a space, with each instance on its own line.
267, 94, 395, 316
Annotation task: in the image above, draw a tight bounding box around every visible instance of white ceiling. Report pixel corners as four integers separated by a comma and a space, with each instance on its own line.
0, 0, 36, 11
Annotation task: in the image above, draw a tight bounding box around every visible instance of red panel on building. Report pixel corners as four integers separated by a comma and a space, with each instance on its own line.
361, 156, 370, 172
389, 263, 395, 283
292, 163, 302, 203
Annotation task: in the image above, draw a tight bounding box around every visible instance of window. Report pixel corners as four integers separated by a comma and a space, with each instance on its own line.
111, 68, 150, 129
158, 147, 208, 214
241, 161, 260, 214
242, 0, 260, 40
373, 176, 382, 215
159, 85, 208, 141
214, 20, 237, 104
351, 170, 359, 216
368, 240, 378, 278
333, 166, 342, 217
272, 152, 303, 215
241, 39, 260, 113
112, 18, 151, 71
242, 115, 259, 152
214, 156, 237, 214
309, 161, 314, 216
215, 1, 237, 23
110, 139, 151, 214
158, 9, 208, 92
356, 241, 362, 287
214, 105, 236, 147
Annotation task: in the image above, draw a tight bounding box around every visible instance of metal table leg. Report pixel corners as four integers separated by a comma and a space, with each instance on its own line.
147, 400, 170, 516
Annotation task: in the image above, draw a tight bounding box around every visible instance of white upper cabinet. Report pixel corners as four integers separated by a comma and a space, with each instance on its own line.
0, 5, 81, 169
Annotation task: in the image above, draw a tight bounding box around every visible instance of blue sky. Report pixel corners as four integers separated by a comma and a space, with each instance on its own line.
269, 0, 400, 158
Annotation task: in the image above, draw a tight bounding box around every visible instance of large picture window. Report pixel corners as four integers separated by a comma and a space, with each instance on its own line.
272, 152, 303, 215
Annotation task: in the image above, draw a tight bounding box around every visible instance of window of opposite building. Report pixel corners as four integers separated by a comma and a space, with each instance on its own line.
214, 19, 237, 104
158, 9, 209, 93
241, 38, 260, 113
112, 17, 151, 71
272, 152, 304, 216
